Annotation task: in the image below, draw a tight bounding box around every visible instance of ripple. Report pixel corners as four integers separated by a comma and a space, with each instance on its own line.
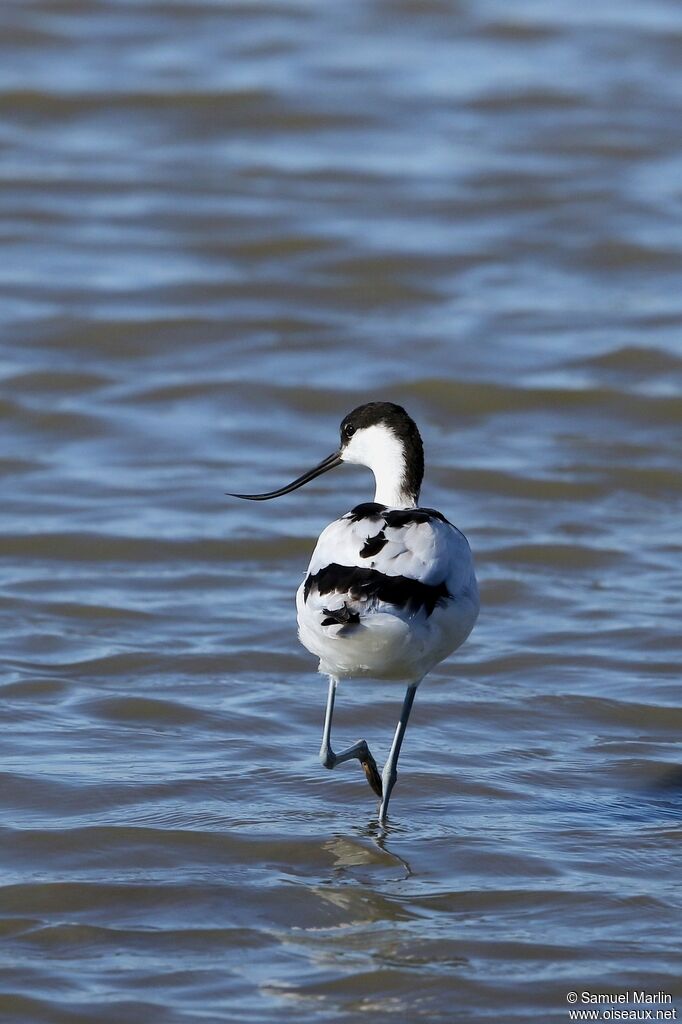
401, 377, 682, 423
0, 532, 312, 563
570, 344, 682, 374
469, 88, 584, 111
540, 695, 682, 731
488, 542, 621, 569
80, 695, 218, 727
1, 369, 113, 394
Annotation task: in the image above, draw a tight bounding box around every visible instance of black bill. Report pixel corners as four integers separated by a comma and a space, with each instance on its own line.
227, 450, 343, 501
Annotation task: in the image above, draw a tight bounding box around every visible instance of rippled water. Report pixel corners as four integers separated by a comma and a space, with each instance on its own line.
2, 1, 682, 1021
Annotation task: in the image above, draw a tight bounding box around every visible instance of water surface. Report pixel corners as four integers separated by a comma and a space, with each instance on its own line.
1, 1, 681, 1021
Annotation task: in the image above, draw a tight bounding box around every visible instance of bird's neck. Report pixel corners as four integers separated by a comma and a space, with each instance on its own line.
370, 436, 420, 508
343, 423, 423, 508
374, 478, 418, 508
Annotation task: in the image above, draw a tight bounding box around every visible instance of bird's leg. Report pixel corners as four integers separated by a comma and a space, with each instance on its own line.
379, 683, 419, 823
319, 677, 383, 798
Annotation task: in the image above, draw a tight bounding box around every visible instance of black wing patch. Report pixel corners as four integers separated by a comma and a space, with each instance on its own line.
305, 563, 450, 617
321, 603, 361, 627
359, 530, 388, 558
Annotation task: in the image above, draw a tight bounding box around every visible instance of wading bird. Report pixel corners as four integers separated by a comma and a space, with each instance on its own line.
230, 402, 479, 822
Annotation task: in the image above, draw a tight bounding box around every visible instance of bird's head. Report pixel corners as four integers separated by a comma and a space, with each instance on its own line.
229, 401, 423, 509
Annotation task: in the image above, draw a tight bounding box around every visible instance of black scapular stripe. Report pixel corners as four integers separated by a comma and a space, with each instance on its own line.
359, 530, 388, 558
347, 503, 450, 528
347, 501, 387, 522
383, 507, 449, 527
304, 563, 450, 617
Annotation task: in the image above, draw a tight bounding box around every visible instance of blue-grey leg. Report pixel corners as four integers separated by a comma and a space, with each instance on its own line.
379, 683, 418, 822
320, 677, 383, 797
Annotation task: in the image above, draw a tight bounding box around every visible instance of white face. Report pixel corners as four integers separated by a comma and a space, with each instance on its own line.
340, 424, 410, 507
341, 423, 399, 467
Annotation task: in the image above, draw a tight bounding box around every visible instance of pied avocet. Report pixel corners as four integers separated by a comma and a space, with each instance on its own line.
230, 402, 479, 822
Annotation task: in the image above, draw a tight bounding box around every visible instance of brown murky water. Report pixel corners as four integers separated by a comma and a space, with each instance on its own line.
1, 1, 681, 1022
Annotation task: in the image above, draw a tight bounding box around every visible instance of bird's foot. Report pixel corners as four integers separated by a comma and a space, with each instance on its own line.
360, 746, 383, 799
319, 734, 383, 798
